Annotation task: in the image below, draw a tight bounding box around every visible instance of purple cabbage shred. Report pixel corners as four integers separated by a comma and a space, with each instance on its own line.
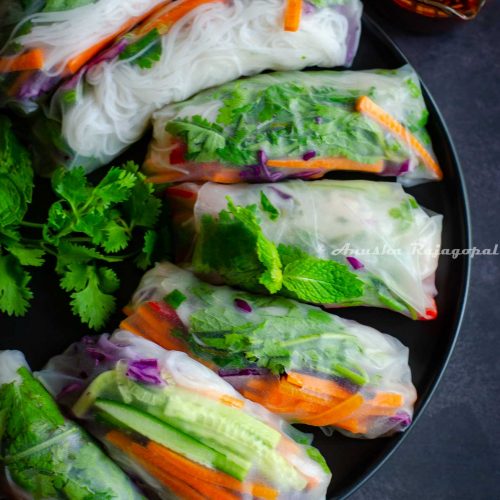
234, 298, 252, 313
126, 358, 164, 385
346, 256, 364, 270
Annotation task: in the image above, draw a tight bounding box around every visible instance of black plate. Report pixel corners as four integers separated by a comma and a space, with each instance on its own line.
0, 14, 470, 500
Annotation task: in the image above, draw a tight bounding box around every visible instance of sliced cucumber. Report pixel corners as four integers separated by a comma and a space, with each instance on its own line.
94, 399, 251, 481
72, 371, 117, 418
161, 389, 281, 451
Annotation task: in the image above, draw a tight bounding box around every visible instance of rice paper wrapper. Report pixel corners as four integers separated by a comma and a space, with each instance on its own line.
166, 180, 442, 319
0, 0, 170, 113
0, 350, 143, 500
145, 65, 441, 186
37, 331, 332, 499
123, 262, 417, 439
31, 0, 362, 175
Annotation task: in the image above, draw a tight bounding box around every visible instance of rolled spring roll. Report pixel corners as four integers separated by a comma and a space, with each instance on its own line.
33, 0, 362, 174
0, 350, 143, 500
166, 180, 442, 319
146, 66, 442, 186
0, 0, 172, 112
122, 262, 417, 438
37, 330, 332, 499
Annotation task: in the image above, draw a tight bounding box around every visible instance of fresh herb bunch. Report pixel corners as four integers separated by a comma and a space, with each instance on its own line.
0, 116, 161, 329
192, 195, 364, 304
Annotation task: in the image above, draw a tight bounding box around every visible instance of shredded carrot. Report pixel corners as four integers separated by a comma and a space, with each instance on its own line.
122, 305, 134, 316
355, 95, 443, 179
0, 49, 44, 73
106, 430, 278, 499
266, 157, 385, 173
211, 168, 242, 184
136, 0, 224, 37
146, 172, 185, 184
367, 392, 404, 408
120, 303, 188, 352
65, 1, 171, 74
335, 418, 368, 434
284, 0, 303, 32
301, 393, 364, 426
279, 379, 339, 407
286, 372, 353, 400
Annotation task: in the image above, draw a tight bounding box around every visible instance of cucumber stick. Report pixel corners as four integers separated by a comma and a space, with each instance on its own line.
94, 399, 251, 481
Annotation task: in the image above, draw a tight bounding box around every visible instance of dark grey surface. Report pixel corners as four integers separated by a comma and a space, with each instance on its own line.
353, 2, 500, 499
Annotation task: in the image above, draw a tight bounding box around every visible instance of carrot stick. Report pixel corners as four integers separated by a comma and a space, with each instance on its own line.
0, 49, 44, 73
367, 392, 404, 408
106, 431, 206, 500
211, 168, 242, 184
136, 0, 224, 37
286, 372, 353, 400
266, 157, 385, 173
106, 431, 278, 499
301, 393, 364, 426
335, 418, 368, 434
279, 379, 339, 407
355, 95, 443, 179
120, 303, 188, 352
65, 1, 170, 74
146, 172, 185, 183
284, 0, 303, 32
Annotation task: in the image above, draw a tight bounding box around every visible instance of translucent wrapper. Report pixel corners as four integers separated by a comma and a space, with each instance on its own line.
145, 66, 442, 186
166, 180, 443, 319
37, 331, 332, 499
123, 262, 417, 439
0, 0, 170, 113
0, 350, 143, 500
33, 0, 362, 175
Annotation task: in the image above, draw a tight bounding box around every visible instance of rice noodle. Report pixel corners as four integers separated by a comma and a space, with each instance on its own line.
42, 0, 362, 173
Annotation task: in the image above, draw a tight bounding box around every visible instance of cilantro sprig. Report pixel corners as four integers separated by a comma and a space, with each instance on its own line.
0, 117, 162, 329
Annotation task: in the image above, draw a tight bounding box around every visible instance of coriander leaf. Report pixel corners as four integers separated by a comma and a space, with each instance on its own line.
98, 219, 130, 253
135, 229, 157, 270
60, 262, 89, 292
4, 243, 45, 267
0, 254, 33, 316
260, 191, 280, 221
51, 167, 90, 207
54, 242, 110, 273
279, 244, 364, 304
166, 115, 226, 163
120, 29, 162, 69
68, 266, 119, 329
92, 166, 137, 205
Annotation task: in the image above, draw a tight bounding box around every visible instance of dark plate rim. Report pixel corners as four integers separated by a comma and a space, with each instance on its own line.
337, 14, 472, 500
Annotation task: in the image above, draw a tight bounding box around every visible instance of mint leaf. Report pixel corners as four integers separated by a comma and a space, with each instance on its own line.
193, 198, 282, 293
0, 255, 33, 316
260, 191, 280, 221
279, 244, 364, 304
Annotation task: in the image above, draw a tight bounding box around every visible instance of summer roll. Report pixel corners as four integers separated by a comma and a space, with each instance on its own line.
166, 180, 442, 319
33, 0, 362, 174
145, 66, 443, 186
37, 330, 331, 499
0, 0, 171, 112
122, 262, 417, 439
0, 351, 143, 499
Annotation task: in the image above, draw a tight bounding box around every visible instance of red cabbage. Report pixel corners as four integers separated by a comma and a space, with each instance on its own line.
346, 256, 364, 270
126, 358, 164, 386
302, 150, 317, 161
234, 298, 252, 313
